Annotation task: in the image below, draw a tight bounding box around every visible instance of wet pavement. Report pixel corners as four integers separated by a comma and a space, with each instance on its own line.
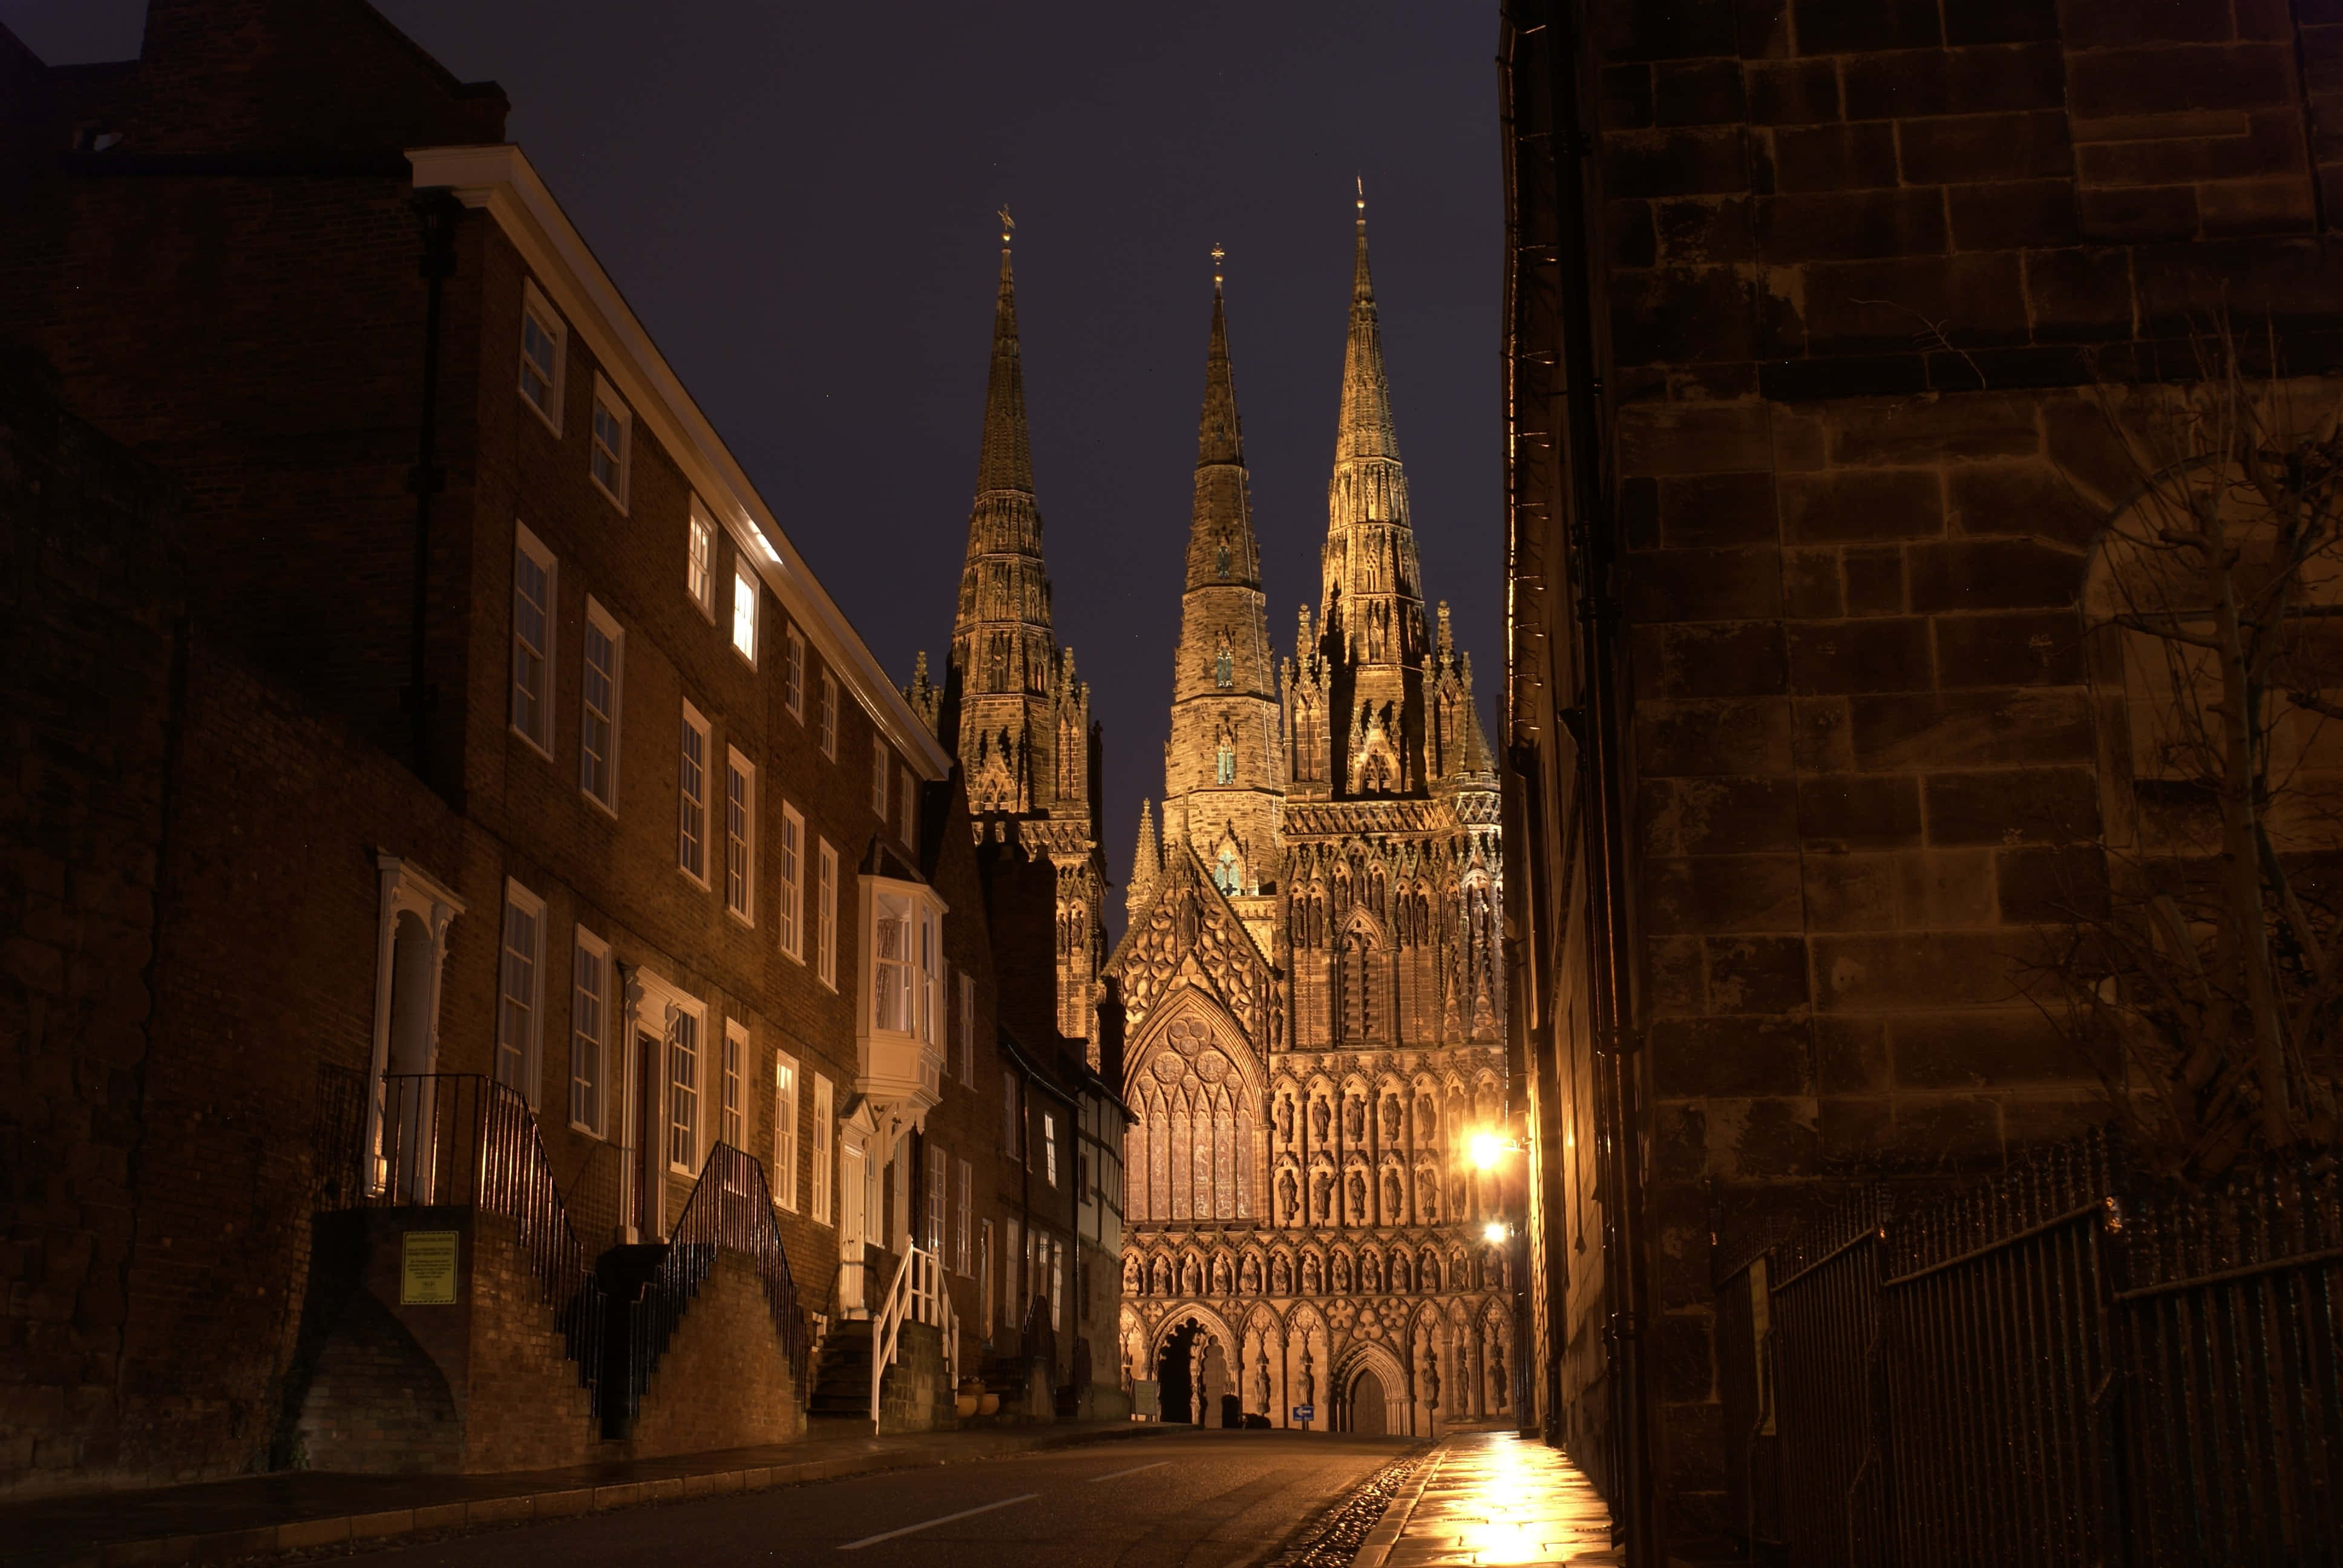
1365, 1431, 1620, 1568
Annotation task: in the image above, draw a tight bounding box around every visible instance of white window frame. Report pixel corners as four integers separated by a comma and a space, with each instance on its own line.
570, 926, 611, 1137
955, 1156, 972, 1275
811, 1072, 835, 1225
784, 626, 805, 720
925, 1142, 946, 1253
817, 840, 839, 991
980, 1218, 995, 1333
724, 746, 756, 926
958, 970, 976, 1088
666, 997, 708, 1175
678, 701, 712, 889
687, 498, 716, 621
518, 279, 566, 436
871, 736, 889, 817
778, 802, 805, 962
772, 1050, 800, 1211
589, 373, 631, 513
496, 878, 548, 1109
819, 672, 838, 760
1042, 1111, 1058, 1188
510, 523, 557, 760
898, 765, 916, 846
732, 562, 759, 667
721, 1019, 747, 1151
579, 596, 624, 815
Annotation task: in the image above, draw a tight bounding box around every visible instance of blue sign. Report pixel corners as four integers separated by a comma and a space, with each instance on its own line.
1292, 1404, 1315, 1421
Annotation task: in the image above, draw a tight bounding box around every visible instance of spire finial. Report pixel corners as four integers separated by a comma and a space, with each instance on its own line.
1211, 242, 1225, 294
997, 204, 1014, 247
1355, 175, 1365, 223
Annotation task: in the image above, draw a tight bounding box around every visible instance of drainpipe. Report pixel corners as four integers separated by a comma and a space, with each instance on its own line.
406, 189, 459, 791
1541, 2, 1660, 1560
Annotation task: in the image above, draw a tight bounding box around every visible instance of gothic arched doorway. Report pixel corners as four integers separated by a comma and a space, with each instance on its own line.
1350, 1369, 1388, 1435
1158, 1322, 1200, 1424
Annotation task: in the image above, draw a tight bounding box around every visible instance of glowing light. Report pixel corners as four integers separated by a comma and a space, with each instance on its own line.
1484, 1221, 1509, 1246
1470, 1131, 1504, 1170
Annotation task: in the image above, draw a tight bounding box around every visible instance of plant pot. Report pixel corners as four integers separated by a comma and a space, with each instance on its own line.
977, 1393, 1001, 1416
955, 1394, 980, 1419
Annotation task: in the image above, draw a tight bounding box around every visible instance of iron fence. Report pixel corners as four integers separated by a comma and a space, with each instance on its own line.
321, 1072, 608, 1416
611, 1142, 810, 1426
1716, 1132, 2343, 1567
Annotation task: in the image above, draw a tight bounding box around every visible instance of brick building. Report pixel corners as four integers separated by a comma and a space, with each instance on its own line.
0, 0, 1069, 1498
1499, 0, 2343, 1556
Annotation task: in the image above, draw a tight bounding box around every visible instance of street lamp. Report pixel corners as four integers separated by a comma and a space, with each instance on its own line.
1470, 1131, 1525, 1171
1483, 1220, 1510, 1246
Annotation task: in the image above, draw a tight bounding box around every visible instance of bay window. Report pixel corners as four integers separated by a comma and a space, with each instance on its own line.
855, 873, 947, 1119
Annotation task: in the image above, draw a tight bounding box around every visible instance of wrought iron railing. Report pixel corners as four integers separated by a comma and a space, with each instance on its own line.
321, 1073, 607, 1416
1715, 1131, 2343, 1567
611, 1143, 810, 1426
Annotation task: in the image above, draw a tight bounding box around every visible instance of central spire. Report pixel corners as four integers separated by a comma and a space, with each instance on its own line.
1335, 186, 1400, 466
975, 221, 1034, 497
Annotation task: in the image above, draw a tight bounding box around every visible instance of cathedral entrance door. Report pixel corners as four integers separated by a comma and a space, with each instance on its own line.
1351, 1370, 1388, 1435
1156, 1323, 1201, 1424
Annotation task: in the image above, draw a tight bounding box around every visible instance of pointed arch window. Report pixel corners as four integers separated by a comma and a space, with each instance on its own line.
1216, 740, 1236, 786
1214, 843, 1240, 893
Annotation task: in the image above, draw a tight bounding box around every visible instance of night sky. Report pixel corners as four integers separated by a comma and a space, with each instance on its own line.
4, 0, 1501, 937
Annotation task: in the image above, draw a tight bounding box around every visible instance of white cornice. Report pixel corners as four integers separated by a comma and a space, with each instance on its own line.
405, 142, 949, 779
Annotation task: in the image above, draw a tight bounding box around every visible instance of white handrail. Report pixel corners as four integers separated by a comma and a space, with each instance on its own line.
869, 1243, 957, 1430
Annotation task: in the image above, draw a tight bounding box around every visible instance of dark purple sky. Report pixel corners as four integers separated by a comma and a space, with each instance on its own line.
4, 0, 1499, 929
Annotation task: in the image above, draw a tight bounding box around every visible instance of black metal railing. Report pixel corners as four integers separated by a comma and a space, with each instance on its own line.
612, 1143, 810, 1426
321, 1073, 607, 1416
1716, 1132, 2343, 1567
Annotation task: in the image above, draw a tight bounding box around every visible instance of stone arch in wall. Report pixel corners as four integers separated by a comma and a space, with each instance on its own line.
1125, 987, 1263, 1224
1332, 1339, 1408, 1436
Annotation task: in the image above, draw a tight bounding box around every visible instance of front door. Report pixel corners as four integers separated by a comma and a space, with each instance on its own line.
840, 1139, 868, 1314
635, 1029, 661, 1240
1352, 1370, 1388, 1434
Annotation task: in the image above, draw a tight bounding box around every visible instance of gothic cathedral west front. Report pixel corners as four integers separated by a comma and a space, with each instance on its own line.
1109, 204, 1509, 1437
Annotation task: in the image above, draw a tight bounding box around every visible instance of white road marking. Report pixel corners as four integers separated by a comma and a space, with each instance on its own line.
836, 1494, 1039, 1551
1085, 1460, 1172, 1483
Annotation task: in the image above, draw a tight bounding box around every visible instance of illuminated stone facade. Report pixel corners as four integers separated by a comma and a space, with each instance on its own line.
1111, 217, 1509, 1436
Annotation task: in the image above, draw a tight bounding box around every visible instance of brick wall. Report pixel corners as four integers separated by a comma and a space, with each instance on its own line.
628, 1251, 802, 1457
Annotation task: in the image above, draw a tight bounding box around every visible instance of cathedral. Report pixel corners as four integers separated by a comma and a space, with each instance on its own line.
1109, 201, 1509, 1436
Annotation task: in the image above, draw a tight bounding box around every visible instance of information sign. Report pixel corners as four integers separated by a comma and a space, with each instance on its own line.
400, 1229, 459, 1304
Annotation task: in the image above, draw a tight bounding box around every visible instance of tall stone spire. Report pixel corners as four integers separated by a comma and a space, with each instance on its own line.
1163, 255, 1281, 908
1316, 188, 1427, 798
920, 214, 1106, 1062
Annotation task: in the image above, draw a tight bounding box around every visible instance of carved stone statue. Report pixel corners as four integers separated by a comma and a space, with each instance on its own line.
1346, 1169, 1367, 1226
1256, 1350, 1273, 1414
1418, 1171, 1439, 1223
1310, 1096, 1331, 1143
1362, 1249, 1382, 1293
1310, 1169, 1334, 1225
1272, 1253, 1293, 1295
1299, 1347, 1316, 1409
1343, 1095, 1365, 1142
1240, 1254, 1261, 1294
1383, 1167, 1404, 1221
1211, 1253, 1231, 1295
1277, 1169, 1298, 1225
1381, 1094, 1403, 1142
1332, 1250, 1352, 1292
1301, 1252, 1323, 1295
1275, 1095, 1293, 1144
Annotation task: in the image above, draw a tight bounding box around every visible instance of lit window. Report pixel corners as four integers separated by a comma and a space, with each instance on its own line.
721, 1020, 746, 1150
1216, 741, 1236, 786
571, 927, 610, 1136
678, 702, 710, 886
732, 564, 758, 665
580, 598, 623, 813
511, 523, 556, 757
871, 736, 889, 817
778, 802, 804, 961
725, 747, 755, 925
899, 766, 916, 845
518, 281, 566, 433
958, 970, 975, 1087
785, 627, 805, 719
817, 840, 838, 990
589, 376, 630, 510
497, 879, 547, 1107
772, 1051, 799, 1210
819, 673, 839, 760
925, 1141, 946, 1253
1043, 1111, 1058, 1187
811, 1073, 834, 1224
668, 1009, 700, 1172
687, 500, 715, 619
954, 1157, 972, 1274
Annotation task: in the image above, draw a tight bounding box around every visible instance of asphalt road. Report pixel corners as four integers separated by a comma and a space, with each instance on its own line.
346, 1431, 1415, 1568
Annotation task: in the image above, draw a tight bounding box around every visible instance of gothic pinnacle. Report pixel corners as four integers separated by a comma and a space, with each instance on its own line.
975, 209, 1034, 498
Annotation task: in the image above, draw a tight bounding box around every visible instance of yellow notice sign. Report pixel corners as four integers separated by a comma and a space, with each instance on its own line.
400, 1230, 459, 1304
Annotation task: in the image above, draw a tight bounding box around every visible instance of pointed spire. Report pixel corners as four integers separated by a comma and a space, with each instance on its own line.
975, 211, 1033, 496
1127, 799, 1162, 923
1198, 246, 1242, 468
1337, 185, 1400, 466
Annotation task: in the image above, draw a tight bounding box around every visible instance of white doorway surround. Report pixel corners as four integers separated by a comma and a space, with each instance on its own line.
365, 854, 464, 1197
